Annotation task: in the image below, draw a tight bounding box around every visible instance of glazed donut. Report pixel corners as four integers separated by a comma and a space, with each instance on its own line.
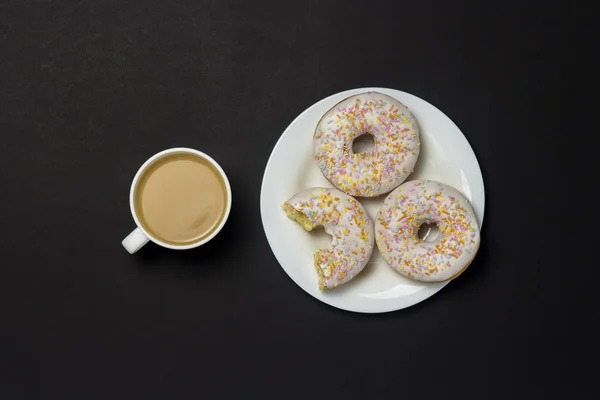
283, 187, 374, 289
375, 180, 480, 282
314, 92, 420, 197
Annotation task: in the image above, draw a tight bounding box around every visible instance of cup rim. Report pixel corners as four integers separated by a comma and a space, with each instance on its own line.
129, 147, 232, 250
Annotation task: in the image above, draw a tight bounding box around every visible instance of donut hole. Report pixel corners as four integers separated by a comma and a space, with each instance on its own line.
417, 222, 440, 242
352, 133, 375, 154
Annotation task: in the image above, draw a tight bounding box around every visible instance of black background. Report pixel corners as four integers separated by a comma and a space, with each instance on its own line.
1, 0, 595, 398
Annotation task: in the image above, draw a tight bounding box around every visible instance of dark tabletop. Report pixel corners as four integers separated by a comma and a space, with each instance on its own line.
0, 0, 594, 398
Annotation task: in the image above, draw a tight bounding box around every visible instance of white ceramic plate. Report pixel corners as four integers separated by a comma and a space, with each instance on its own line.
260, 88, 485, 313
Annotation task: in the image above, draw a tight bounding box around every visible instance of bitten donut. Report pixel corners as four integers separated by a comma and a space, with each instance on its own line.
283, 187, 374, 290
314, 92, 420, 197
375, 180, 480, 282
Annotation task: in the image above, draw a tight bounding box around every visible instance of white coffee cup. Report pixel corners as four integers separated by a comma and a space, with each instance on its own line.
122, 147, 232, 254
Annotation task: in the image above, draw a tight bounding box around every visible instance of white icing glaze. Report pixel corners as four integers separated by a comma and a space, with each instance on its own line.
284, 187, 374, 289
375, 180, 480, 282
314, 92, 420, 197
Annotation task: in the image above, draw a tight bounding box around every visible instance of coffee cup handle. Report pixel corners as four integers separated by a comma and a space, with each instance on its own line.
122, 228, 150, 254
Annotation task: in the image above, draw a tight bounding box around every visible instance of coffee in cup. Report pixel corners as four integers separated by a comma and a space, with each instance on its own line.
122, 148, 232, 253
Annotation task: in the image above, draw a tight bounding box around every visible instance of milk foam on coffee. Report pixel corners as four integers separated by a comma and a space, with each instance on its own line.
133, 152, 228, 245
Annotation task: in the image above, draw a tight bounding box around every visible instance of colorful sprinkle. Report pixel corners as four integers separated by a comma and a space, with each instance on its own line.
375, 180, 481, 282
314, 92, 420, 197
284, 187, 374, 289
